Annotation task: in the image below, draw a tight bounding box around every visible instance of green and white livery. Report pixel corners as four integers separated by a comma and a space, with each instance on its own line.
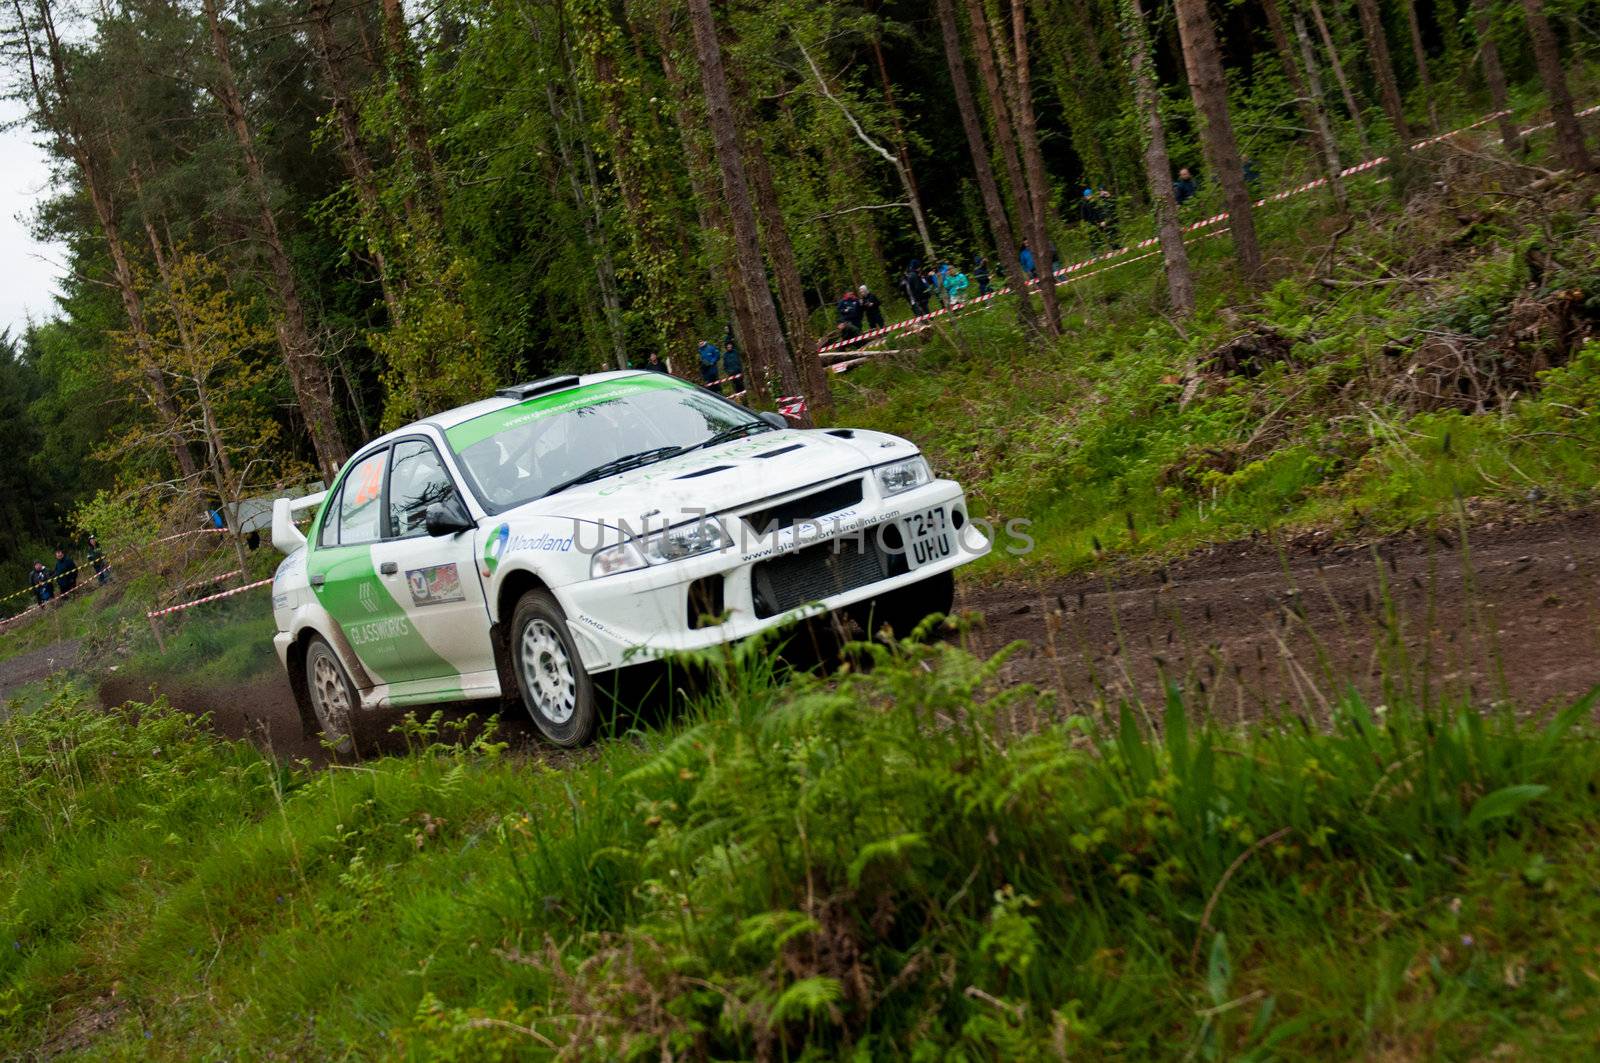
271, 371, 987, 747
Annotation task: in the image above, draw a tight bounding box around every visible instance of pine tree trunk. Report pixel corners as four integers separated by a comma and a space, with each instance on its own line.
1008, 0, 1064, 334
536, 23, 627, 371
202, 0, 348, 479
1520, 0, 1595, 172
1264, 0, 1345, 205
653, 14, 753, 384
1471, 0, 1522, 154
1353, 0, 1411, 146
21, 0, 199, 484
966, 0, 1058, 333
686, 0, 800, 406
1260, 0, 1309, 102
1173, 0, 1263, 277
933, 0, 1041, 336
1293, 10, 1349, 211
379, 0, 445, 220
308, 0, 402, 324
740, 120, 830, 419
1308, 0, 1371, 155
869, 33, 938, 265
584, 19, 699, 363
1401, 0, 1439, 132
1121, 0, 1194, 316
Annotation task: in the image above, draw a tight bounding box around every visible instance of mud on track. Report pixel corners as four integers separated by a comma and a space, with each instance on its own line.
956, 510, 1600, 721
96, 671, 559, 768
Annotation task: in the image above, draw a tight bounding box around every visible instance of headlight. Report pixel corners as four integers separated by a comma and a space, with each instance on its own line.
589, 518, 731, 578
876, 455, 932, 496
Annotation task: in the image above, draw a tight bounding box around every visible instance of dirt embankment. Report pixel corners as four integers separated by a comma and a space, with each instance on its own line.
957, 510, 1600, 719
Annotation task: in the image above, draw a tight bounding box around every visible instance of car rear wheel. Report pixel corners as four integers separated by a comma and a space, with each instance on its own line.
510, 590, 597, 747
304, 635, 356, 754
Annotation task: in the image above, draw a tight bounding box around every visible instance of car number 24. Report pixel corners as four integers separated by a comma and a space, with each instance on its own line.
905, 506, 954, 567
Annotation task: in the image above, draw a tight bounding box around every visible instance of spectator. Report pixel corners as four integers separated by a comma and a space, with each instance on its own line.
836, 289, 864, 343
722, 341, 743, 393
29, 561, 51, 606
858, 285, 885, 330
87, 536, 110, 585
1242, 156, 1261, 191
971, 255, 991, 296
1049, 244, 1062, 275
1173, 167, 1197, 205
697, 339, 723, 388
943, 267, 970, 306
643, 352, 667, 373
925, 266, 944, 308
899, 262, 930, 316
1097, 189, 1122, 250
1018, 242, 1037, 280
54, 548, 77, 598
1080, 187, 1120, 252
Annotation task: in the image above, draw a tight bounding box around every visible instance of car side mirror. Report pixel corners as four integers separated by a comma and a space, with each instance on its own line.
424, 495, 475, 537
758, 411, 788, 429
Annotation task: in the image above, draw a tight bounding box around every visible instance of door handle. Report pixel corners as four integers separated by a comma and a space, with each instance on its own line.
379, 562, 398, 575
309, 573, 325, 587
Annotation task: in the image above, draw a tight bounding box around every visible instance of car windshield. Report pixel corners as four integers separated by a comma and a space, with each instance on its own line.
443, 376, 767, 511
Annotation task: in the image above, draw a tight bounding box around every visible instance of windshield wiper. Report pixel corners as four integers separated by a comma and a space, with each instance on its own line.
540, 446, 684, 498
681, 421, 775, 455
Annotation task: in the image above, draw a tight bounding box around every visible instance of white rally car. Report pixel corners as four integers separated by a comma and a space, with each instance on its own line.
270, 371, 987, 747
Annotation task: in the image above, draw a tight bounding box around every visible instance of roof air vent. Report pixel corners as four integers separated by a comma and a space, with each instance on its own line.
495, 375, 581, 401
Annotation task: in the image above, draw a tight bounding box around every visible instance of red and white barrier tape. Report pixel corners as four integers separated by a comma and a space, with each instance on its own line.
147, 576, 273, 620
819, 104, 1593, 355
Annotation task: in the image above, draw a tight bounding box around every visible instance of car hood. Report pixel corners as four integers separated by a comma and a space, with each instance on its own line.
506, 428, 919, 526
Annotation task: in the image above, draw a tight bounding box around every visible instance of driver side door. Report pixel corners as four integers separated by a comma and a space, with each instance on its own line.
367, 437, 496, 689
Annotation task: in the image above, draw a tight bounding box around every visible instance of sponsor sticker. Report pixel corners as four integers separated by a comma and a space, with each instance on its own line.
483, 523, 510, 573
406, 563, 465, 607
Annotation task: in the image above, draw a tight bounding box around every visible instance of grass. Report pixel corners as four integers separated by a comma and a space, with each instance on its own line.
2, 629, 1598, 1059
831, 128, 1600, 580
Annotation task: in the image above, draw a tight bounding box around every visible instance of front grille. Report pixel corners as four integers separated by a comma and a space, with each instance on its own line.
751, 536, 890, 618
741, 478, 864, 535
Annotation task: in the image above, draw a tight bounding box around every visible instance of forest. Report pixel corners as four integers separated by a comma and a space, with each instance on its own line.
0, 0, 1591, 581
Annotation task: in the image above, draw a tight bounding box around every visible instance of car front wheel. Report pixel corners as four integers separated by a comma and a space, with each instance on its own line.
510, 590, 597, 747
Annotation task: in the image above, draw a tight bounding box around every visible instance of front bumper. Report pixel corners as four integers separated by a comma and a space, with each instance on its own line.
555, 479, 987, 671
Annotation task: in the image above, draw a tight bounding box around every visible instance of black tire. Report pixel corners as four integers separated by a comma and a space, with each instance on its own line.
509, 590, 597, 747
862, 570, 957, 641
303, 635, 357, 755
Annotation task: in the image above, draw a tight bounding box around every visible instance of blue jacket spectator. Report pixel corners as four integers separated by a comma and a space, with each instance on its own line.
697, 340, 722, 386
1019, 243, 1037, 279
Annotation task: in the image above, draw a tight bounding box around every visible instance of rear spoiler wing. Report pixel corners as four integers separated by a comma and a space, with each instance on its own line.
272, 491, 327, 555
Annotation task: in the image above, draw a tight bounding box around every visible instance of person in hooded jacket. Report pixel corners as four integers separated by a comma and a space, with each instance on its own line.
858, 285, 885, 330
836, 289, 864, 343
53, 548, 77, 597
722, 341, 743, 393
899, 262, 930, 316
87, 536, 110, 584
697, 340, 723, 389
29, 561, 51, 605
972, 255, 991, 295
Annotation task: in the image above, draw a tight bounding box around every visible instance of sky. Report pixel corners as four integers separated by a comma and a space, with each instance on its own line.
0, 95, 66, 341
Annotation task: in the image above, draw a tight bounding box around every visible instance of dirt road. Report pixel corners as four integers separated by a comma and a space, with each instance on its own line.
0, 639, 83, 707
956, 510, 1600, 721
86, 511, 1600, 761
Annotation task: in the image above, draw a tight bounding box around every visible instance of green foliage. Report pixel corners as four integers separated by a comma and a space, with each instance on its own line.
5, 634, 1600, 1057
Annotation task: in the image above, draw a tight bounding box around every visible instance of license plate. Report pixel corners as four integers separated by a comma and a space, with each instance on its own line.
904, 506, 953, 568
